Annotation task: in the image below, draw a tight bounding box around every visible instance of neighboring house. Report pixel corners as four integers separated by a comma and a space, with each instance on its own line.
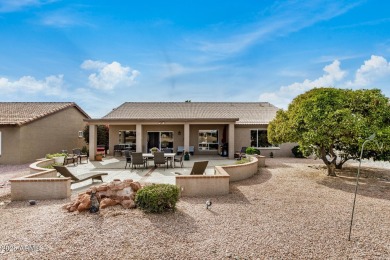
0, 102, 90, 164
85, 102, 295, 159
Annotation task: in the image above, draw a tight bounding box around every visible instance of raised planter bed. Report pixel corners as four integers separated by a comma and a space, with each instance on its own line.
10, 159, 71, 201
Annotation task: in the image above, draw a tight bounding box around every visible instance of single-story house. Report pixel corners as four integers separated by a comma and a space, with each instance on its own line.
0, 102, 90, 164
85, 102, 295, 159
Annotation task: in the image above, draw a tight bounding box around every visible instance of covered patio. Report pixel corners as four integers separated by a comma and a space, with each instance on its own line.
68, 155, 237, 193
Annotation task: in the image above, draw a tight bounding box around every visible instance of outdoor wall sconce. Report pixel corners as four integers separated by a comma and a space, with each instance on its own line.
178, 131, 181, 135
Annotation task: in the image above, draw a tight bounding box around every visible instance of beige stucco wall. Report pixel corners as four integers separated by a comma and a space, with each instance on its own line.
189, 124, 226, 155
1, 107, 88, 165
0, 126, 21, 164
108, 125, 136, 154
106, 123, 295, 157
234, 126, 295, 157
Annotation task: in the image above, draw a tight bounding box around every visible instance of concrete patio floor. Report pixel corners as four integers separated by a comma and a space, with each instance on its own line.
66, 155, 237, 193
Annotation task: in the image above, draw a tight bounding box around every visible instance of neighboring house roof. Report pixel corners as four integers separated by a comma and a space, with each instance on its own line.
97, 102, 279, 125
0, 102, 90, 126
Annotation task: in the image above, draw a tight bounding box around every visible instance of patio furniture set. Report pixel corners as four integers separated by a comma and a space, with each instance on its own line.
124, 151, 184, 169
63, 148, 88, 166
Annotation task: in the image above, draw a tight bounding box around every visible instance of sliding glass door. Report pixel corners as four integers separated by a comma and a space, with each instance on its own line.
147, 131, 173, 151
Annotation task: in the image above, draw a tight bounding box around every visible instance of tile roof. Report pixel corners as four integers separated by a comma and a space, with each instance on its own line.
0, 102, 90, 126
102, 102, 279, 124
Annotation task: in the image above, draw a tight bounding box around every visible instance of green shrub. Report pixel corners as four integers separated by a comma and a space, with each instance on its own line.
135, 184, 180, 213
45, 153, 67, 159
245, 147, 260, 155
292, 145, 305, 158
42, 163, 62, 169
236, 157, 251, 164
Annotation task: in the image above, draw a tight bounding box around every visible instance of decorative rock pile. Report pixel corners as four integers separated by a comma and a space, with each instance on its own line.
64, 179, 142, 212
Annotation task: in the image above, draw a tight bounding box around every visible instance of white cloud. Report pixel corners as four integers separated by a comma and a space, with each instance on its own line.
0, 74, 64, 95
193, 1, 359, 57
260, 55, 390, 109
260, 60, 346, 108
81, 60, 140, 90
347, 55, 390, 87
0, 0, 55, 13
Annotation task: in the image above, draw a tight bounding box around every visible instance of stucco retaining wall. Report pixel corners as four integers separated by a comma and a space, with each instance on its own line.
176, 156, 264, 197
223, 156, 258, 182
175, 170, 230, 197
10, 159, 71, 201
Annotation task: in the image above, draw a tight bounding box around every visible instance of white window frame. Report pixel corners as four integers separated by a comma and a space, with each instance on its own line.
78, 131, 83, 138
198, 130, 219, 151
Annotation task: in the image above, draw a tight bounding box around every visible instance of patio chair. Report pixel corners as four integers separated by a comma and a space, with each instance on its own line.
73, 148, 88, 164
234, 147, 247, 160
63, 153, 78, 166
131, 152, 146, 169
174, 153, 184, 168
53, 165, 107, 184
113, 145, 123, 157
177, 146, 184, 155
153, 152, 168, 169
124, 150, 132, 169
175, 161, 208, 175
162, 148, 173, 153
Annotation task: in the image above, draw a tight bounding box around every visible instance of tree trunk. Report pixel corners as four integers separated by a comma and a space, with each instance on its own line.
326, 163, 337, 176
319, 146, 338, 177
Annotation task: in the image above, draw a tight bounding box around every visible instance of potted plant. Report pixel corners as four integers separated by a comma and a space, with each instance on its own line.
45, 153, 67, 164
95, 154, 103, 161
150, 147, 159, 154
184, 151, 190, 161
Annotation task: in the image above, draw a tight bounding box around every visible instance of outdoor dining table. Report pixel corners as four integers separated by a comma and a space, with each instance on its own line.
142, 153, 176, 168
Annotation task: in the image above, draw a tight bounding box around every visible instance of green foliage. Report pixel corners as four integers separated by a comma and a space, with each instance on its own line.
45, 153, 67, 159
81, 145, 89, 155
83, 125, 109, 149
42, 163, 62, 169
292, 145, 305, 158
268, 88, 390, 176
135, 184, 180, 213
245, 147, 260, 155
236, 157, 251, 164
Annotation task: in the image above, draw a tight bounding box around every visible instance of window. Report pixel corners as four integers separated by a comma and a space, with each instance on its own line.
119, 130, 137, 151
78, 131, 83, 138
251, 130, 277, 148
160, 132, 174, 149
147, 131, 173, 151
198, 130, 218, 150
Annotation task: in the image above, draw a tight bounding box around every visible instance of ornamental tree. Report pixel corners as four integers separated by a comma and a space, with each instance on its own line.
268, 88, 390, 176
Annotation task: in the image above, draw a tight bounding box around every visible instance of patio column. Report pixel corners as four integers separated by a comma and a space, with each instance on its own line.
228, 122, 235, 159
89, 124, 97, 161
136, 124, 142, 152
184, 123, 190, 152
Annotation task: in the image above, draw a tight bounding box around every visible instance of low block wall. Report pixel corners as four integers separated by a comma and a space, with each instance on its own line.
223, 156, 258, 182
175, 171, 230, 197
10, 159, 72, 201
176, 156, 264, 197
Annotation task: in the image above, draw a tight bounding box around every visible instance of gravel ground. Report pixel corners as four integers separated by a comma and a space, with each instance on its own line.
0, 164, 30, 197
0, 158, 389, 259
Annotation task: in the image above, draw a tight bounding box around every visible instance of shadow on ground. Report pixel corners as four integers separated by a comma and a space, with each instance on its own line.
317, 166, 390, 201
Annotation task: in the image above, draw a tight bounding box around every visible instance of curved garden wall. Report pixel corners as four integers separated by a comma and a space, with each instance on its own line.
10, 159, 71, 201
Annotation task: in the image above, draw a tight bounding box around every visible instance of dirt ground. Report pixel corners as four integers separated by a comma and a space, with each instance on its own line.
0, 158, 389, 259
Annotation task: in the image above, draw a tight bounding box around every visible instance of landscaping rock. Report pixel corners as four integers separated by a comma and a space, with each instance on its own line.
63, 179, 143, 212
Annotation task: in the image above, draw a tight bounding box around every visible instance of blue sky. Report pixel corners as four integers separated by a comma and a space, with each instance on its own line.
1, 0, 390, 117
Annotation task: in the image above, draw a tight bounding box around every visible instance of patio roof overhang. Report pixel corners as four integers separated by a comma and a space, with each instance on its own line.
84, 118, 240, 125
